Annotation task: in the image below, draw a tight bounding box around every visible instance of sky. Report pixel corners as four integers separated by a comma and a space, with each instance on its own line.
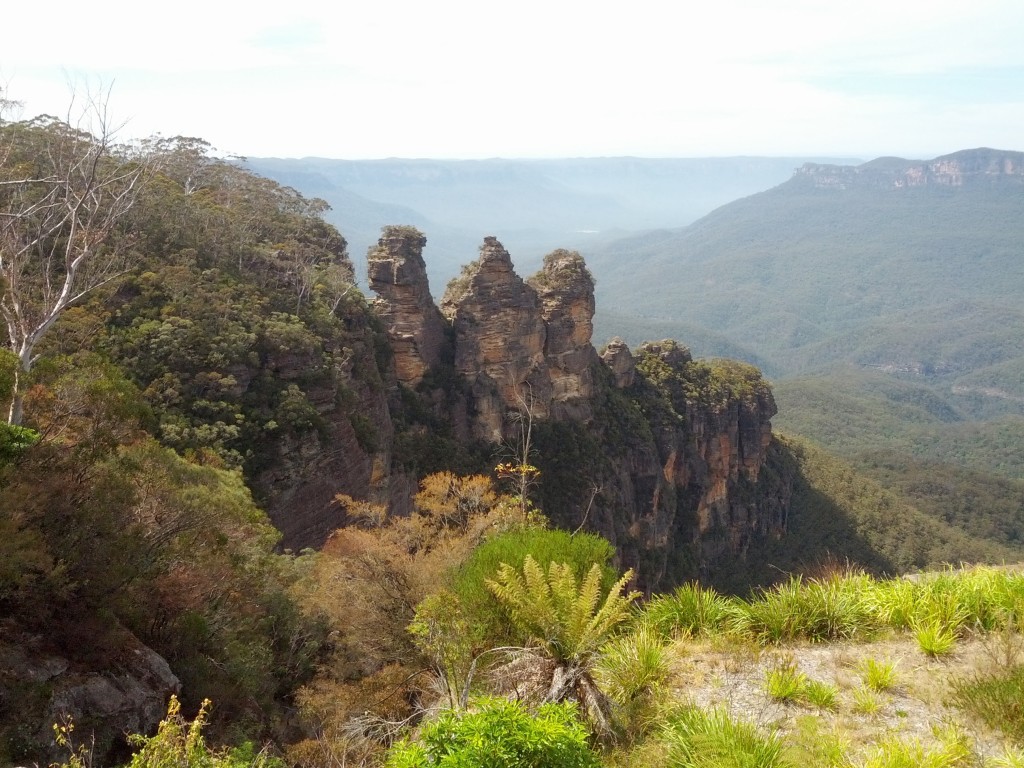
4, 0, 1024, 160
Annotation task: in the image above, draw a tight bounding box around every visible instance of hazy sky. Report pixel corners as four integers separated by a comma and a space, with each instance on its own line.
4, 0, 1023, 160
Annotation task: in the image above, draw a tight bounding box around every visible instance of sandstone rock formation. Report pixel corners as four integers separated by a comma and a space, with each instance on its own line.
253, 305, 400, 550
527, 250, 599, 421
367, 226, 447, 387
441, 237, 551, 441
536, 339, 786, 589
362, 229, 789, 590
600, 337, 635, 388
1, 621, 180, 765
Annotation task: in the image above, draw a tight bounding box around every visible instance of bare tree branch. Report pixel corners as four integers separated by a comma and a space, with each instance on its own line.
0, 87, 154, 423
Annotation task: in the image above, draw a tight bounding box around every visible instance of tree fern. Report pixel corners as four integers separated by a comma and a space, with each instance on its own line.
485, 555, 640, 743
486, 555, 639, 663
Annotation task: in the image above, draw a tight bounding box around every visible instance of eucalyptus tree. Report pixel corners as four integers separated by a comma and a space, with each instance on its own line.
0, 89, 150, 424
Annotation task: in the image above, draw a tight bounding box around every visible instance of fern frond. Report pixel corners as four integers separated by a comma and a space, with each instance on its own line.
565, 563, 604, 655
487, 557, 639, 663
577, 569, 640, 658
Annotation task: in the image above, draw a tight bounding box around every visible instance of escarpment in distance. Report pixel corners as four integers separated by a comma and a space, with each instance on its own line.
368, 226, 789, 590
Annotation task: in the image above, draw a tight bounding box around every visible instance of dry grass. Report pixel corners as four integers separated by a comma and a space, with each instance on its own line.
663, 631, 1018, 765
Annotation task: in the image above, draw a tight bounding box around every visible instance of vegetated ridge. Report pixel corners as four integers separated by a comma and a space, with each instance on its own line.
244, 156, 861, 287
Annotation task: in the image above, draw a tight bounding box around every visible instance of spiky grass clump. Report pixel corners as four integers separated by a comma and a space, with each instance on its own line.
852, 686, 882, 715
764, 660, 835, 709
953, 664, 1024, 744
803, 679, 838, 710
730, 572, 880, 645
644, 582, 732, 638
659, 706, 787, 768
765, 660, 807, 703
915, 618, 959, 657
858, 727, 971, 768
593, 624, 670, 741
639, 566, 1024, 648
783, 716, 849, 767
859, 658, 899, 692
988, 745, 1024, 767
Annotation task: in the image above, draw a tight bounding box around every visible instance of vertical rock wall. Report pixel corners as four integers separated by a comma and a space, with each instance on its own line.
368, 229, 789, 591
440, 237, 551, 441
367, 226, 447, 387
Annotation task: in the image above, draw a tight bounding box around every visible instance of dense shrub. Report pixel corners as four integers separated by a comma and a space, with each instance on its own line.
384, 698, 601, 768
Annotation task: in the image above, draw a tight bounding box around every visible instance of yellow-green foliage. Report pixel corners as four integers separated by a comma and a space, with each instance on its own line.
859, 658, 900, 692
593, 624, 671, 740
640, 565, 1024, 649
125, 696, 283, 768
486, 555, 640, 664
859, 728, 972, 768
659, 706, 788, 768
453, 529, 618, 648
763, 660, 836, 709
384, 698, 602, 768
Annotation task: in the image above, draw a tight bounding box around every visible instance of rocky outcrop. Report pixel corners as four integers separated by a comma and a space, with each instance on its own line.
441, 237, 551, 441
540, 339, 787, 590
367, 226, 447, 387
0, 621, 180, 765
527, 250, 599, 421
364, 230, 789, 590
601, 337, 636, 388
253, 308, 401, 551
795, 148, 1024, 191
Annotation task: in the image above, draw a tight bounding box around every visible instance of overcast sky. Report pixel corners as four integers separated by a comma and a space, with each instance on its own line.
4, 0, 1023, 160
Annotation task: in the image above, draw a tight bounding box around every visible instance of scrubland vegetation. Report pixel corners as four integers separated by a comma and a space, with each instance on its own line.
45, 525, 1024, 768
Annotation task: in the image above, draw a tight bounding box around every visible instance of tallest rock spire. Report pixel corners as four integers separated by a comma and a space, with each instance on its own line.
441, 237, 551, 441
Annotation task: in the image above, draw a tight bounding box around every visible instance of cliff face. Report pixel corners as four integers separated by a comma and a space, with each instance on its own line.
250, 294, 402, 550
0, 620, 180, 765
795, 148, 1024, 190
368, 231, 790, 590
532, 340, 787, 590
252, 319, 398, 548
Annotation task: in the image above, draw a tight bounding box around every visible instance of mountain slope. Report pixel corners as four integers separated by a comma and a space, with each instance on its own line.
591, 149, 1024, 373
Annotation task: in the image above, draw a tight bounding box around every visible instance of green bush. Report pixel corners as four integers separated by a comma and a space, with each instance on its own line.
384, 698, 601, 768
0, 422, 39, 464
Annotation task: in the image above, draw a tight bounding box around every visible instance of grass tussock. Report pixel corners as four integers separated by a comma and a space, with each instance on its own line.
642, 566, 1024, 652
858, 657, 900, 692
659, 706, 788, 768
953, 664, 1024, 745
858, 727, 972, 768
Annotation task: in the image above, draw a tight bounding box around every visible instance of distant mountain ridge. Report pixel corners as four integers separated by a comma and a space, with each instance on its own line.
588, 147, 1024, 384
795, 148, 1024, 190
245, 155, 860, 287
